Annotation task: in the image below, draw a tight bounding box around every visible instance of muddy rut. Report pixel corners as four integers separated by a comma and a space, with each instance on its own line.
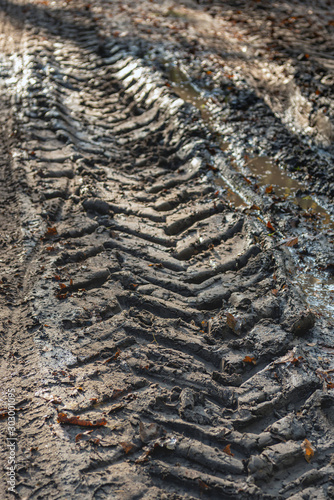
0, 1, 333, 499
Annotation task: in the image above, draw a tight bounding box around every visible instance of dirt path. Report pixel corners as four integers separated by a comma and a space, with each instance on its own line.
0, 1, 333, 499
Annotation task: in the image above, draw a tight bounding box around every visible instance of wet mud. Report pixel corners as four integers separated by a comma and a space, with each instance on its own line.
0, 1, 333, 499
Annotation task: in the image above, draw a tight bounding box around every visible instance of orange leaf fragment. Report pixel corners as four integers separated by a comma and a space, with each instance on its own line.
302, 438, 314, 462
226, 312, 237, 332
57, 412, 107, 427
223, 444, 234, 456
267, 221, 275, 231
46, 227, 57, 236
120, 441, 135, 454
198, 479, 210, 490
283, 236, 298, 247
70, 279, 73, 286
265, 185, 273, 194
75, 433, 83, 442
243, 355, 256, 365
272, 289, 278, 296
59, 283, 67, 289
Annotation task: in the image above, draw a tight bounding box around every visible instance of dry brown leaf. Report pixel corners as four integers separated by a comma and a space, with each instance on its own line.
120, 441, 135, 454
198, 479, 210, 490
223, 444, 234, 456
75, 433, 83, 442
302, 438, 314, 462
243, 355, 256, 365
57, 412, 107, 427
283, 236, 298, 247
46, 227, 57, 236
226, 312, 237, 331
0, 410, 8, 420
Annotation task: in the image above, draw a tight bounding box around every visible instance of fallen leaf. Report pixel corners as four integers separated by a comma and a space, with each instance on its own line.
265, 185, 273, 194
45, 227, 57, 236
283, 236, 298, 247
120, 441, 135, 454
198, 479, 210, 490
267, 221, 275, 231
57, 412, 107, 427
302, 438, 314, 462
226, 312, 237, 331
272, 289, 278, 296
223, 444, 234, 456
243, 355, 256, 365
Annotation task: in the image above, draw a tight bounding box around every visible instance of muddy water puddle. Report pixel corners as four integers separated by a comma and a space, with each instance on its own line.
166, 65, 213, 122
167, 67, 333, 320
244, 156, 333, 227
214, 175, 246, 207
242, 155, 334, 320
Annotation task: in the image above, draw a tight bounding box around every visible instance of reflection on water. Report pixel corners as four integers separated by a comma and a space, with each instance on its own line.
247, 155, 334, 319
214, 175, 246, 207
166, 66, 213, 123
294, 272, 334, 319
246, 156, 333, 228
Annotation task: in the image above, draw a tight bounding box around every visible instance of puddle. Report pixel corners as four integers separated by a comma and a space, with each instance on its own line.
244, 155, 334, 319
245, 156, 333, 229
214, 175, 246, 207
167, 65, 231, 153
166, 65, 213, 123
295, 271, 334, 321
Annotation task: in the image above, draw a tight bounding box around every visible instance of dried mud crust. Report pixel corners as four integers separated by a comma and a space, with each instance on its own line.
0, 1, 333, 499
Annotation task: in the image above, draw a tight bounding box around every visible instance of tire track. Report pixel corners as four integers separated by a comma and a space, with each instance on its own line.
0, 1, 333, 499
